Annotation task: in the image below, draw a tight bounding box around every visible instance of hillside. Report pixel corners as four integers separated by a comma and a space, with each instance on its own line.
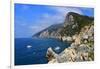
33, 12, 94, 40
33, 12, 94, 63
45, 12, 94, 63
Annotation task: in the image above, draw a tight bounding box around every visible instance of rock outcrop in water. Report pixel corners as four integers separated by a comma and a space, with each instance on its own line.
33, 12, 94, 63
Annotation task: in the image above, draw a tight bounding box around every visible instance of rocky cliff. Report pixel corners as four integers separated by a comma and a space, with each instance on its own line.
33, 12, 94, 63
46, 23, 94, 63
33, 12, 93, 40
33, 23, 63, 39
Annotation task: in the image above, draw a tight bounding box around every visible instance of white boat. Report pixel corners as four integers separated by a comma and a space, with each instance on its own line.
27, 45, 32, 48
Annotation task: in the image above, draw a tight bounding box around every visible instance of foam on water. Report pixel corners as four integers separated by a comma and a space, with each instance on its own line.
54, 46, 60, 51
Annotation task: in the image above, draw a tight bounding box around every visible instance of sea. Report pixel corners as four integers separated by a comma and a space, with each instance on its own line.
15, 38, 70, 65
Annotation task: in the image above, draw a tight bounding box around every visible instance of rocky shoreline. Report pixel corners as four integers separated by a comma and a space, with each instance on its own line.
46, 24, 94, 63
33, 12, 94, 63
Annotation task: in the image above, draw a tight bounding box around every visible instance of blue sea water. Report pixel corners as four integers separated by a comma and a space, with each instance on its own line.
15, 38, 70, 65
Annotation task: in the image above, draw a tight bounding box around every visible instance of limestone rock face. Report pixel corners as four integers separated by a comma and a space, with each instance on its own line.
46, 24, 94, 63
48, 59, 58, 63
62, 36, 73, 42
39, 30, 50, 38
32, 12, 94, 63
33, 12, 93, 39
46, 47, 56, 61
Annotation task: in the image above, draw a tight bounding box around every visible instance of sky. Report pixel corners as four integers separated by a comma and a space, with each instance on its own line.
15, 3, 94, 38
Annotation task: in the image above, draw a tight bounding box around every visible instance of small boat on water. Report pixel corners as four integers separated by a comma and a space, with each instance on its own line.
27, 45, 32, 48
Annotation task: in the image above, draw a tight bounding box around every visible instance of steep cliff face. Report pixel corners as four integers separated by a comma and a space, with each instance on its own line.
44, 12, 94, 63
32, 12, 94, 63
33, 12, 93, 40
46, 24, 94, 63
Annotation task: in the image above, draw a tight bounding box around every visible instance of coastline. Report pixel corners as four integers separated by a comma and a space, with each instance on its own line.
46, 24, 94, 63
